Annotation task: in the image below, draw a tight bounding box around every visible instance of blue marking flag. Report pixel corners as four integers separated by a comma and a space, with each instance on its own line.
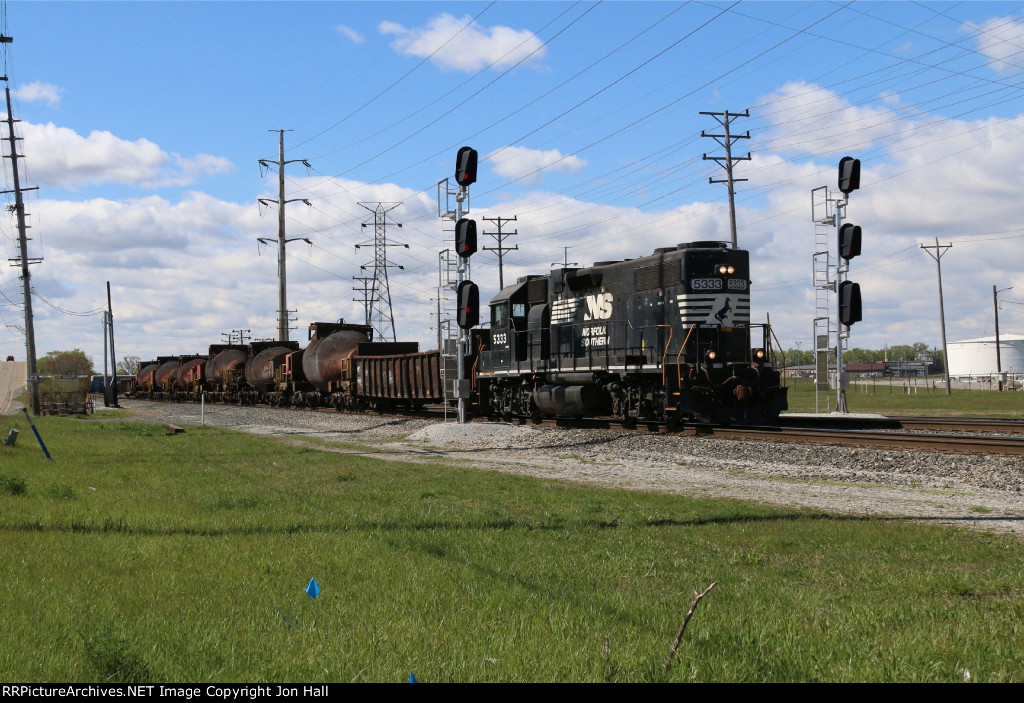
306, 578, 320, 600
409, 673, 417, 683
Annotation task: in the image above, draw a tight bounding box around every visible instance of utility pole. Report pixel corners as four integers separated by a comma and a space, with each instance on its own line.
920, 239, 952, 395
221, 329, 250, 345
701, 109, 750, 249
553, 247, 577, 268
352, 276, 374, 326
258, 130, 311, 342
2, 52, 42, 415
105, 281, 119, 407
356, 202, 406, 342
482, 215, 518, 290
994, 285, 1013, 392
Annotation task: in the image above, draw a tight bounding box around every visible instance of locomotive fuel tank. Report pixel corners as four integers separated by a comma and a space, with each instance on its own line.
302, 321, 373, 393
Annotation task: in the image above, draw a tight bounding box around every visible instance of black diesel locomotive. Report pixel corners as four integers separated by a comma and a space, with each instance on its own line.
476, 241, 787, 424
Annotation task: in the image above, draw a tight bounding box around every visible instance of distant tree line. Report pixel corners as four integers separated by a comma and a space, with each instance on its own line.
35, 349, 141, 377
782, 343, 942, 368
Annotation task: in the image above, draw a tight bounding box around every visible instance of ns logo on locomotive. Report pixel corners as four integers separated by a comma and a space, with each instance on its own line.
476, 240, 788, 425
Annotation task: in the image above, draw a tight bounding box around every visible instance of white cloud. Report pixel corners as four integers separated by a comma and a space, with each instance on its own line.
380, 14, 546, 72
335, 24, 364, 44
964, 17, 1024, 74
486, 146, 586, 186
15, 81, 62, 107
17, 121, 233, 190
758, 81, 904, 157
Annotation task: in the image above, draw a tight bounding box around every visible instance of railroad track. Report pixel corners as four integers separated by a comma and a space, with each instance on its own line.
129, 397, 1024, 456
703, 425, 1024, 456
779, 415, 1024, 434
525, 415, 1024, 456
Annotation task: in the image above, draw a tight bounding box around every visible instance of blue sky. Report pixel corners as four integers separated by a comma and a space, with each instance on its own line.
3, 0, 1024, 369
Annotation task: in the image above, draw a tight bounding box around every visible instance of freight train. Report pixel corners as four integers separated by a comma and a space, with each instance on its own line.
130, 241, 787, 425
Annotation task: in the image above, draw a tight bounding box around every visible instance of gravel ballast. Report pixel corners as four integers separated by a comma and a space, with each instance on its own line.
111, 400, 1024, 537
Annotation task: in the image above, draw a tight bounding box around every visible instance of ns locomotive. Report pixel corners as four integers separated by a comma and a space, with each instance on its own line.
476, 240, 787, 425
130, 240, 786, 425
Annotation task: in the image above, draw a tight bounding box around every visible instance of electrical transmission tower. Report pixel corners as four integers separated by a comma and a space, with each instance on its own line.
356, 202, 407, 342
701, 109, 750, 248
482, 215, 518, 290
258, 129, 311, 342
1, 42, 43, 416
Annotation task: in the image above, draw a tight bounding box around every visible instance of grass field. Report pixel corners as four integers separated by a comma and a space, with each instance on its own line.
783, 377, 1024, 417
1, 412, 1023, 682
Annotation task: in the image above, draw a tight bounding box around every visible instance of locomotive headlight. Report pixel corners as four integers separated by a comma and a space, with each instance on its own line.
754, 348, 766, 360
717, 264, 736, 275
705, 350, 717, 361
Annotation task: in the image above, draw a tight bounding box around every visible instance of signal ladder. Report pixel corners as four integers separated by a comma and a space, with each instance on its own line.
811, 186, 836, 414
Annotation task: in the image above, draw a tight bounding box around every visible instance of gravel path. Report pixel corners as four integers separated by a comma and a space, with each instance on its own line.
111, 400, 1024, 537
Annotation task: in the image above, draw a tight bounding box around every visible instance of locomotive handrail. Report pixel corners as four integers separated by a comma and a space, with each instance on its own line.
767, 323, 787, 370
471, 335, 485, 389
677, 323, 698, 386
657, 325, 673, 386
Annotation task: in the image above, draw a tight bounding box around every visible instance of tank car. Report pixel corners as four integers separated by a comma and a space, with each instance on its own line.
476, 241, 787, 424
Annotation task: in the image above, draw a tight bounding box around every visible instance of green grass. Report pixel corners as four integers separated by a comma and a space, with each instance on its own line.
783, 377, 1024, 417
0, 413, 1023, 682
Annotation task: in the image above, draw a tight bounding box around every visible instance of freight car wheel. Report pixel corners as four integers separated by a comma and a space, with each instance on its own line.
530, 409, 543, 425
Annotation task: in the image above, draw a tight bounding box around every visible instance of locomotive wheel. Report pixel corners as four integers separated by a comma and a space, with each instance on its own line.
530, 409, 543, 425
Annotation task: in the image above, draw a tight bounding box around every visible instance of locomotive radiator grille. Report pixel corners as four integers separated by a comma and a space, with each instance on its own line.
634, 262, 679, 291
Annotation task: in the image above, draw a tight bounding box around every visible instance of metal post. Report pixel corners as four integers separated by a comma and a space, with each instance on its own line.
994, 285, 1013, 392
834, 198, 848, 413
456, 188, 467, 424
994, 284, 1002, 392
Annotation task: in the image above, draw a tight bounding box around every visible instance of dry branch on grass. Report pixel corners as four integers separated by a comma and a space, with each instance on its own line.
665, 581, 717, 668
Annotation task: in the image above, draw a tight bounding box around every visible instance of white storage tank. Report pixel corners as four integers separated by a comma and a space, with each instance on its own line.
946, 335, 1024, 379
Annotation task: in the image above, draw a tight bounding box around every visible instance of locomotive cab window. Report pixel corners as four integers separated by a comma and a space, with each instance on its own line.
492, 303, 509, 327
512, 303, 527, 318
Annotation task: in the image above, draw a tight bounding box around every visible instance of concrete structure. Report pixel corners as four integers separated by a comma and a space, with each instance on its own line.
0, 360, 27, 415
947, 335, 1024, 381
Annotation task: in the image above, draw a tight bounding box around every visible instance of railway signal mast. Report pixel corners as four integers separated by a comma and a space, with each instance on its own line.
812, 157, 862, 414
453, 147, 479, 425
